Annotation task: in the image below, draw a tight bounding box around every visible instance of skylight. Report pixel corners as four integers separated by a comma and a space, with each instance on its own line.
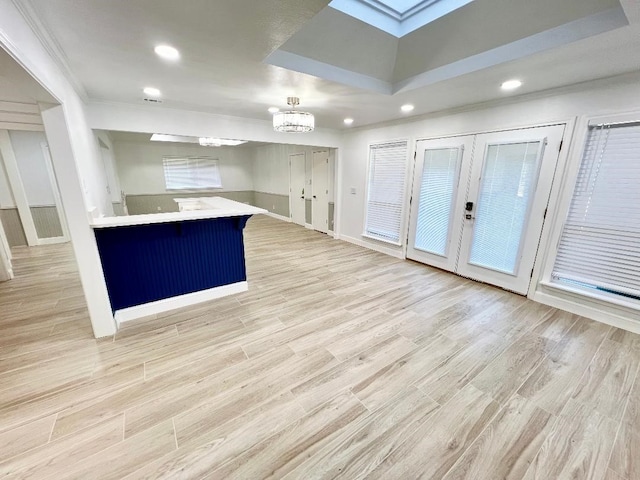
329, 0, 474, 37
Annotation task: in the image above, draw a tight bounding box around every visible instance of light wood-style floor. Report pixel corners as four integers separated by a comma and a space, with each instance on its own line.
1, 215, 639, 479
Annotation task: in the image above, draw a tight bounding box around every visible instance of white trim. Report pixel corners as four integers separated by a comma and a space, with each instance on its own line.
305, 223, 314, 230
533, 284, 640, 335
114, 281, 248, 325
338, 233, 404, 259
264, 212, 291, 223
38, 236, 68, 245
0, 130, 39, 246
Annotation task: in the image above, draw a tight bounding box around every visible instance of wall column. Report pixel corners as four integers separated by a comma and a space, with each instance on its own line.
41, 104, 116, 337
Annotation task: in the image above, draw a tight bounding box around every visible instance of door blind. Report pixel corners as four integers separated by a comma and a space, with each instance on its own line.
163, 156, 222, 190
552, 122, 640, 298
364, 141, 408, 244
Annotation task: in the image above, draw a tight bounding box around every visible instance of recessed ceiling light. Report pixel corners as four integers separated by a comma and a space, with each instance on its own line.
344, 118, 354, 125
501, 79, 522, 91
268, 107, 279, 114
401, 104, 415, 113
143, 87, 161, 97
154, 45, 180, 61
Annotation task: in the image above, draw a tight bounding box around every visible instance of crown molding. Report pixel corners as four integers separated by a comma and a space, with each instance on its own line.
11, 0, 89, 102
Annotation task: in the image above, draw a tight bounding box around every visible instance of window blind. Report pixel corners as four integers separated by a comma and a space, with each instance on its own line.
163, 156, 222, 190
364, 141, 408, 244
552, 121, 640, 299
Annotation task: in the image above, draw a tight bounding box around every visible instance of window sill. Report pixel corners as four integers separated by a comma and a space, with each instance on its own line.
361, 233, 402, 247
539, 280, 640, 313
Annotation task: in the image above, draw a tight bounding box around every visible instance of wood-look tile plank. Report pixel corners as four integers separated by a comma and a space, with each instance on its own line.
125, 391, 306, 479
51, 347, 246, 439
413, 332, 511, 404
0, 414, 123, 479
283, 386, 439, 479
442, 394, 554, 480
351, 333, 463, 411
204, 391, 367, 479
291, 334, 418, 412
471, 333, 556, 404
365, 384, 500, 479
63, 419, 176, 480
0, 414, 56, 462
517, 318, 611, 415
570, 339, 640, 422
609, 423, 640, 480
522, 399, 618, 480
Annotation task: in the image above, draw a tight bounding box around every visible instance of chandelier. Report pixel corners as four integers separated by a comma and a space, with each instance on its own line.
273, 97, 315, 133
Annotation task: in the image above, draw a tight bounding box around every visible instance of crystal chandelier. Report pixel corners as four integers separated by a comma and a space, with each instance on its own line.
273, 97, 315, 133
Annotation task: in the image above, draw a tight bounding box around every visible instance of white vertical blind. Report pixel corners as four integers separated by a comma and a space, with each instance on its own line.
163, 156, 222, 190
414, 147, 460, 256
469, 141, 542, 274
553, 122, 640, 298
364, 141, 408, 244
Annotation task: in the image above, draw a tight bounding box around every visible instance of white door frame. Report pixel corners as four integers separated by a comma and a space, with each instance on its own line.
312, 150, 329, 233
288, 152, 306, 226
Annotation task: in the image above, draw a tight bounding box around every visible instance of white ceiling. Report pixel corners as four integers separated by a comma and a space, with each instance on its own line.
18, 0, 640, 130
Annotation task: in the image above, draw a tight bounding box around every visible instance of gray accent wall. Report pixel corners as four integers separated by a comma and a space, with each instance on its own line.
31, 206, 63, 238
1, 206, 64, 246
253, 192, 289, 218
0, 209, 26, 247
125, 191, 255, 215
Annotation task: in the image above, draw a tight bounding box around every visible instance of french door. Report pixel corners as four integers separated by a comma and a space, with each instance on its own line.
407, 125, 565, 295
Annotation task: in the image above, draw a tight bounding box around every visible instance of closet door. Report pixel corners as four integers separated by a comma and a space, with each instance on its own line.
456, 125, 565, 294
406, 136, 474, 271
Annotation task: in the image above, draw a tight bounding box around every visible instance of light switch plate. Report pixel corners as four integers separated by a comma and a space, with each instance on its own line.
350, 187, 356, 195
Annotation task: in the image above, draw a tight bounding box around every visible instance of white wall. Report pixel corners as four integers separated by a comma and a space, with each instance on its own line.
252, 143, 324, 196
8, 130, 54, 206
112, 140, 255, 195
94, 130, 122, 204
338, 71, 640, 332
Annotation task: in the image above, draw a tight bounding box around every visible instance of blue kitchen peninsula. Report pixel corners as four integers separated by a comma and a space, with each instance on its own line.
90, 197, 266, 325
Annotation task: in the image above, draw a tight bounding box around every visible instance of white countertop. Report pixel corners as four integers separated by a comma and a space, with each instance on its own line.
90, 197, 267, 229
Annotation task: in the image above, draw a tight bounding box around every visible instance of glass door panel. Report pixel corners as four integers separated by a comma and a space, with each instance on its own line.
407, 136, 474, 271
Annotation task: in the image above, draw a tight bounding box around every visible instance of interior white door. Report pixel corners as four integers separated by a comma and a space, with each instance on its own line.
457, 125, 565, 294
407, 135, 475, 271
312, 150, 329, 233
289, 153, 306, 226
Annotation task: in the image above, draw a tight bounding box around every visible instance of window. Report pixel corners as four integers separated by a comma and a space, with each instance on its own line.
552, 121, 640, 300
162, 156, 222, 190
364, 140, 408, 244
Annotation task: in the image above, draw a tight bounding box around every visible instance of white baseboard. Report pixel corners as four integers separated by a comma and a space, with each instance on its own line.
305, 224, 313, 230
338, 234, 405, 259
533, 288, 640, 334
38, 236, 69, 245
114, 281, 248, 326
263, 212, 291, 223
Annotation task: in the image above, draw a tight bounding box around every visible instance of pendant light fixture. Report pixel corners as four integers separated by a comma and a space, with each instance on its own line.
272, 97, 315, 133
